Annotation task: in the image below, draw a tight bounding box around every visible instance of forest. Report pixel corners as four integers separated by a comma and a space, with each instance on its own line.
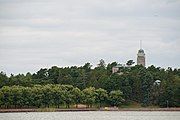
0, 60, 179, 108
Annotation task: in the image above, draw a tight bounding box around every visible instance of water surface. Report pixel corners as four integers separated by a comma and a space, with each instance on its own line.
0, 111, 179, 120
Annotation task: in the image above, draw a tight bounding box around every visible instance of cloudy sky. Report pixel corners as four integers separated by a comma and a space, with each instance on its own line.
0, 0, 180, 75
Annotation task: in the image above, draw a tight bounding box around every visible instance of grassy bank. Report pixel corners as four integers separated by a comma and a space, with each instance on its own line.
0, 107, 180, 113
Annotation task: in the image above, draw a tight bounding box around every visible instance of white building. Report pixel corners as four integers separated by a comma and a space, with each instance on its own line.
137, 49, 145, 67
112, 64, 125, 73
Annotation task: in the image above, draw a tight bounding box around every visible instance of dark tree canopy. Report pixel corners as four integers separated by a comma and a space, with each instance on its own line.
0, 60, 179, 108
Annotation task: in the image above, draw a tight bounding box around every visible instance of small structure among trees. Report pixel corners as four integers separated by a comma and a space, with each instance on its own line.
112, 60, 135, 74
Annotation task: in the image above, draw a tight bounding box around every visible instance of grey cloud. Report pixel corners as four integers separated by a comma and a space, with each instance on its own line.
0, 0, 180, 75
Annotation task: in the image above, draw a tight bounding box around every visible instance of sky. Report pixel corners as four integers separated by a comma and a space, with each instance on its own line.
0, 0, 180, 75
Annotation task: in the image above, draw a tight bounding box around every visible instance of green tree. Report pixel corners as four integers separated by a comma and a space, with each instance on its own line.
21, 87, 33, 107
48, 66, 60, 84
97, 59, 106, 68
139, 68, 153, 106
52, 85, 64, 108
109, 90, 124, 107
126, 60, 135, 66
63, 90, 74, 108
158, 86, 174, 107
0, 72, 8, 88
11, 86, 24, 108
32, 85, 43, 108
72, 87, 83, 108
41, 85, 53, 107
121, 78, 132, 102
95, 88, 108, 108
83, 87, 96, 108
82, 63, 92, 72
0, 86, 13, 108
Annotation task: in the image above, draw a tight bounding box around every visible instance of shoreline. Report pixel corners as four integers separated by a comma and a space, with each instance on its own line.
0, 108, 180, 113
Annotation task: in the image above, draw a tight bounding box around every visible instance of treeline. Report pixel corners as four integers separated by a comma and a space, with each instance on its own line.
0, 84, 124, 108
0, 60, 179, 108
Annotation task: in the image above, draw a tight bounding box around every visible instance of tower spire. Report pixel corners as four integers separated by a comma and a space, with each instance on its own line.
140, 40, 142, 49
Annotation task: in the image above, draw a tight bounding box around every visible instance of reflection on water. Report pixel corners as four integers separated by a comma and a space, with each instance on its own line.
0, 111, 179, 120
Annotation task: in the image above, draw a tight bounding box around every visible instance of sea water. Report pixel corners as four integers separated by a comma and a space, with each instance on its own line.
0, 111, 179, 120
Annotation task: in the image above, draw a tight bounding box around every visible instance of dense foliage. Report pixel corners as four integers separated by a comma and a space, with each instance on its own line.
0, 60, 179, 108
0, 85, 123, 108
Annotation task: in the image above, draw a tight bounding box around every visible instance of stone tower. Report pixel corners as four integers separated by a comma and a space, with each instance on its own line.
137, 41, 145, 66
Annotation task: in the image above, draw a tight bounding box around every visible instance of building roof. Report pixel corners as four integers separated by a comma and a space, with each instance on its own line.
138, 49, 145, 53
114, 64, 125, 68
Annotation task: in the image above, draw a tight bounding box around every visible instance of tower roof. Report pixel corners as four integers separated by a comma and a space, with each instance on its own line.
138, 49, 144, 53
